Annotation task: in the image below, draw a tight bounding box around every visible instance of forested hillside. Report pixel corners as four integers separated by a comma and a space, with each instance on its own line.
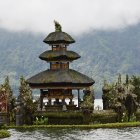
0, 24, 140, 97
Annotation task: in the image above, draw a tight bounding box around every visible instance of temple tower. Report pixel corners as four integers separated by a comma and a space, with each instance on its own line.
27, 21, 94, 111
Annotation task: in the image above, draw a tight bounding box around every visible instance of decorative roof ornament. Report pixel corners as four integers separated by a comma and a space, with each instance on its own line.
43, 21, 75, 44
54, 20, 62, 32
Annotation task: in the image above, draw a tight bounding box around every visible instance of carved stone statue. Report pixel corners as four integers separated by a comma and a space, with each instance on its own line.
54, 20, 62, 32
124, 78, 138, 121
102, 80, 110, 110
81, 90, 94, 111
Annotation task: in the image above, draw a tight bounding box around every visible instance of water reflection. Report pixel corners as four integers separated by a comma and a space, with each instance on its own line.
3, 127, 140, 140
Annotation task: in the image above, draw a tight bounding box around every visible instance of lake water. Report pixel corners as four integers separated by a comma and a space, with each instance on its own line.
94, 99, 103, 110
4, 127, 140, 140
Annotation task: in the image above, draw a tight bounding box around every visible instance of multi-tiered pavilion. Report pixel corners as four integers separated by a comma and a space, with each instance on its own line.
27, 21, 94, 111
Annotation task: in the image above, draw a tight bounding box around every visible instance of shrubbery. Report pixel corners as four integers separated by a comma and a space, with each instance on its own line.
33, 116, 48, 125
34, 112, 83, 125
0, 129, 11, 138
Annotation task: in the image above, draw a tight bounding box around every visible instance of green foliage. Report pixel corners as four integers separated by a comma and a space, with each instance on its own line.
1, 76, 13, 101
18, 76, 37, 124
19, 76, 32, 104
91, 110, 117, 124
33, 116, 48, 125
0, 76, 15, 123
81, 91, 94, 109
18, 76, 37, 112
121, 112, 128, 122
122, 113, 136, 122
131, 75, 140, 102
103, 74, 139, 122
0, 129, 11, 138
34, 112, 83, 125
129, 114, 136, 122
34, 112, 83, 118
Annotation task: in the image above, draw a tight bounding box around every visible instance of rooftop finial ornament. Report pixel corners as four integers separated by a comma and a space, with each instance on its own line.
54, 20, 62, 32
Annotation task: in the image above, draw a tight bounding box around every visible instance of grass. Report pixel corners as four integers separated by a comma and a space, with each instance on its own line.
0, 129, 11, 138
2, 122, 140, 130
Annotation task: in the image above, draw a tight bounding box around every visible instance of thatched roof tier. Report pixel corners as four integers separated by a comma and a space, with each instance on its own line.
27, 69, 94, 88
43, 32, 75, 44
39, 50, 80, 61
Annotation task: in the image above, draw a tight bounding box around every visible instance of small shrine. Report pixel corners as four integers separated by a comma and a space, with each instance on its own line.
27, 21, 94, 111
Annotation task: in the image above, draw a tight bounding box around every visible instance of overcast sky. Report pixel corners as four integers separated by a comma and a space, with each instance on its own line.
0, 0, 140, 35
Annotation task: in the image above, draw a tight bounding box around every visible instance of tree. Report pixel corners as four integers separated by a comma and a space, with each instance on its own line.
1, 76, 15, 123
19, 76, 32, 105
18, 76, 37, 124
81, 90, 94, 110
2, 76, 13, 103
102, 75, 139, 122
131, 75, 140, 103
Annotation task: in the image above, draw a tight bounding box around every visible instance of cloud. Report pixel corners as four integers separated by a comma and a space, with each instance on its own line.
0, 0, 140, 35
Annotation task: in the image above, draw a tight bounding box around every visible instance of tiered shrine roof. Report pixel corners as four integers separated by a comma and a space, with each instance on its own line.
43, 31, 75, 44
27, 21, 94, 89
39, 50, 80, 61
27, 69, 94, 88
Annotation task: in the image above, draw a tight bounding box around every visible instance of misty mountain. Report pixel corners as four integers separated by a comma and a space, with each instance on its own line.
0, 24, 140, 97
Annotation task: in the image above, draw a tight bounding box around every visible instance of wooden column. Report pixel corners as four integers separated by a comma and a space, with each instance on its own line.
62, 99, 65, 105
40, 89, 43, 110
78, 89, 80, 108
48, 99, 51, 105
70, 99, 73, 105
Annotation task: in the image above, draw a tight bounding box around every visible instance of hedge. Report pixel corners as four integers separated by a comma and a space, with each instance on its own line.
0, 129, 11, 138
34, 112, 83, 124
91, 110, 118, 124
34, 111, 83, 118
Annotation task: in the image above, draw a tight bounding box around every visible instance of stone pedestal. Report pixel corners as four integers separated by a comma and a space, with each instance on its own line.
16, 114, 23, 126
0, 113, 9, 125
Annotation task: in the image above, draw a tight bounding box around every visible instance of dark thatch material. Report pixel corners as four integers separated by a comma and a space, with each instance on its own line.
43, 32, 75, 44
39, 50, 81, 61
27, 69, 94, 87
